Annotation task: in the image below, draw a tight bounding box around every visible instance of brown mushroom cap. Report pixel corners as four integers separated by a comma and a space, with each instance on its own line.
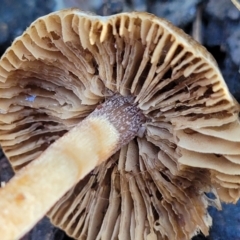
0, 9, 239, 240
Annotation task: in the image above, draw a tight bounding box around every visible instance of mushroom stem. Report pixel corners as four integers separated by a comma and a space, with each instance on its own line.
0, 94, 145, 240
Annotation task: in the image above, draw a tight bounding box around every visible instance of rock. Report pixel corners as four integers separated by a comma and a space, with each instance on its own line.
0, 153, 14, 183
205, 0, 240, 21
96, 0, 124, 15
227, 28, 240, 65
130, 0, 147, 11
221, 58, 240, 102
147, 0, 203, 27
192, 233, 210, 240
21, 217, 66, 240
0, 0, 55, 45
208, 201, 240, 240
57, 0, 103, 12
203, 19, 226, 47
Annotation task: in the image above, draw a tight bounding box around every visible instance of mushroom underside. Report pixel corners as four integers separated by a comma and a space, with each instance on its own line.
0, 9, 239, 240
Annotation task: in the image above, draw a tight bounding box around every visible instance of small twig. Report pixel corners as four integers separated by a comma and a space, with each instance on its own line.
231, 0, 240, 10
192, 4, 203, 44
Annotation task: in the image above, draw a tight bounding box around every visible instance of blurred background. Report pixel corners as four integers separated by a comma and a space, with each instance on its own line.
0, 0, 240, 239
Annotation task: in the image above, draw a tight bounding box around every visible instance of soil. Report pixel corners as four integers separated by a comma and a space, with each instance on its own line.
0, 0, 239, 239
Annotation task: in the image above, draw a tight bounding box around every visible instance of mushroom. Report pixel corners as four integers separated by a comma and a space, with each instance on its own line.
0, 8, 239, 240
